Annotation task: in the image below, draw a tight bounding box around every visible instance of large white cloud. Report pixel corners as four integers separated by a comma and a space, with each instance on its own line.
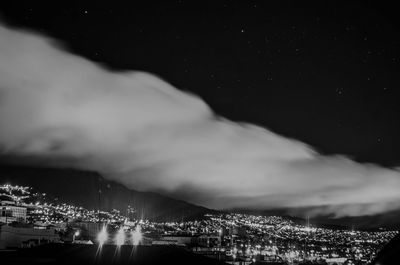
1, 24, 399, 217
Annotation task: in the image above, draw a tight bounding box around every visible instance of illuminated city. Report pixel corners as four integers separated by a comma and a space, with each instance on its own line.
0, 183, 397, 264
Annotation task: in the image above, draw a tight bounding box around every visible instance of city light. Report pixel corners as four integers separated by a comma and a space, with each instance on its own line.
131, 224, 142, 245
0, 183, 397, 264
97, 226, 108, 246
115, 227, 125, 246
73, 230, 80, 243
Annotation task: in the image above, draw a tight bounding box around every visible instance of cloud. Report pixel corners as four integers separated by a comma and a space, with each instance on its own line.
0, 24, 400, 217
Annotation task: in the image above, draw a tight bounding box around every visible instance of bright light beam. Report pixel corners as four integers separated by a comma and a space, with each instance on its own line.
115, 227, 125, 246
131, 225, 142, 245
97, 226, 108, 246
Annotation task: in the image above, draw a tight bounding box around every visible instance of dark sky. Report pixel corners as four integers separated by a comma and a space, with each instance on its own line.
1, 1, 399, 167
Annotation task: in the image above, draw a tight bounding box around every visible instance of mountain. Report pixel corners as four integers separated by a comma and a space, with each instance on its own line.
1, 165, 398, 229
309, 212, 400, 231
232, 208, 400, 231
0, 165, 217, 221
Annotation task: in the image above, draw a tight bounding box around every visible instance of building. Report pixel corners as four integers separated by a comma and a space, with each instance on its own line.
157, 235, 195, 246
0, 224, 60, 249
0, 201, 27, 223
221, 225, 246, 237
73, 221, 101, 240
197, 235, 221, 247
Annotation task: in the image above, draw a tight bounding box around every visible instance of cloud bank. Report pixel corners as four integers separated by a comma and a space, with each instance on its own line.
0, 24, 400, 217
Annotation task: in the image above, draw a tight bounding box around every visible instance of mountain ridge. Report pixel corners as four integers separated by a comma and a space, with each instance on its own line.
1, 165, 399, 229
0, 165, 217, 221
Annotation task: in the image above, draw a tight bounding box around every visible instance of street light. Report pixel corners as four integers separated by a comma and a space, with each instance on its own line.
97, 226, 108, 246
115, 227, 125, 246
131, 225, 142, 245
73, 230, 80, 243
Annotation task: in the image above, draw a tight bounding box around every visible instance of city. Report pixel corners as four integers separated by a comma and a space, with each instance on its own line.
0, 183, 397, 264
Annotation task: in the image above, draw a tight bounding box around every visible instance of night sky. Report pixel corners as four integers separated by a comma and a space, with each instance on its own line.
1, 1, 399, 167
